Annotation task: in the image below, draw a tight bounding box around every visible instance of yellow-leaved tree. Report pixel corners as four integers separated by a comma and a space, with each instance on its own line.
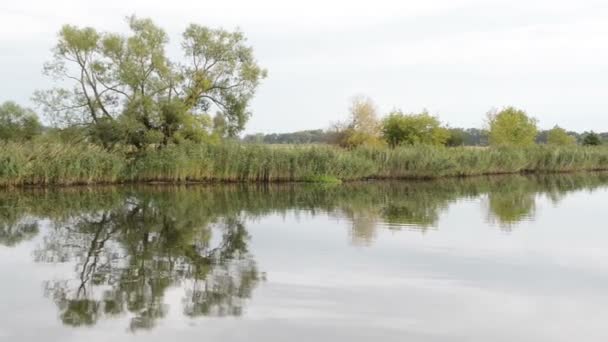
332, 95, 384, 148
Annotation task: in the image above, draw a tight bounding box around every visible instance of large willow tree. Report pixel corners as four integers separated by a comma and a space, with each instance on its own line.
35, 16, 267, 148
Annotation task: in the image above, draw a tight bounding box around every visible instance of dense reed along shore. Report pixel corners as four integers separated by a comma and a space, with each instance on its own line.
2, 142, 608, 187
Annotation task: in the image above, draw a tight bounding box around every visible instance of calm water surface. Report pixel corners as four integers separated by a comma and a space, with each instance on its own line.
2, 174, 608, 341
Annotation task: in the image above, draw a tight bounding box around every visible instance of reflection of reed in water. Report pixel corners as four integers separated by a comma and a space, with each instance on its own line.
2, 173, 608, 248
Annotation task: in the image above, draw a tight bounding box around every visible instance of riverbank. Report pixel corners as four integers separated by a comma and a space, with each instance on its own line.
2, 142, 608, 187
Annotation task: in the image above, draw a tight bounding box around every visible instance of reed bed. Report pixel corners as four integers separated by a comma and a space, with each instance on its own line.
0, 142, 125, 186
2, 142, 608, 187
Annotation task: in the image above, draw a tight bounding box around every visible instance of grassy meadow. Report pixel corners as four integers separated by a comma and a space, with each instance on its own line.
2, 141, 608, 187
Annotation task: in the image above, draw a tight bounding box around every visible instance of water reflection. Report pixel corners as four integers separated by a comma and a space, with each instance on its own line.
484, 179, 537, 230
36, 195, 259, 331
1, 173, 608, 330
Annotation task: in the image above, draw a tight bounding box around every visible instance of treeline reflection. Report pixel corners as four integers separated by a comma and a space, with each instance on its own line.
0, 173, 607, 329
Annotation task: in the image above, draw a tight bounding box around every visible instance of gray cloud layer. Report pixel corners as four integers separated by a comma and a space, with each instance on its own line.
1, 0, 608, 133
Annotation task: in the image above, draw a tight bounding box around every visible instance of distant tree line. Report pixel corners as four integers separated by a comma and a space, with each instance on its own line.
536, 130, 606, 146
243, 129, 336, 144
244, 127, 608, 147
243, 97, 607, 148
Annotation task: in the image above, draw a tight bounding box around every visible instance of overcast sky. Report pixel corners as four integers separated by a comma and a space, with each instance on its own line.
2, 0, 608, 133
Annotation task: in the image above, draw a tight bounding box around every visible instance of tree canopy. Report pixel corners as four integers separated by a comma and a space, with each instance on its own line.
381, 110, 449, 147
0, 101, 43, 142
546, 125, 576, 146
331, 96, 384, 148
582, 132, 602, 146
35, 16, 266, 149
486, 107, 538, 147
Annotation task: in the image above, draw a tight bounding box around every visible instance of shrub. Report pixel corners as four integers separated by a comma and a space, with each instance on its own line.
381, 110, 449, 147
487, 107, 537, 147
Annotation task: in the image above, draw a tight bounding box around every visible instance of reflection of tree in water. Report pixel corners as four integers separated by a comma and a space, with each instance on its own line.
340, 184, 454, 245
346, 209, 379, 246
340, 174, 608, 240
180, 217, 260, 318
485, 190, 536, 230
2, 174, 608, 250
479, 174, 604, 230
34, 193, 260, 331
486, 177, 536, 231
0, 220, 39, 247
0, 172, 607, 328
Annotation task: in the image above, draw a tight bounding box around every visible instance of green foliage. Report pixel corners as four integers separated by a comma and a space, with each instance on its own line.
381, 110, 449, 147
547, 125, 576, 146
35, 16, 266, 149
538, 129, 604, 145
446, 128, 466, 147
0, 101, 43, 142
243, 129, 333, 144
487, 107, 538, 147
582, 132, 602, 146
87, 117, 126, 148
245, 128, 491, 146
462, 128, 489, 146
40, 126, 89, 144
